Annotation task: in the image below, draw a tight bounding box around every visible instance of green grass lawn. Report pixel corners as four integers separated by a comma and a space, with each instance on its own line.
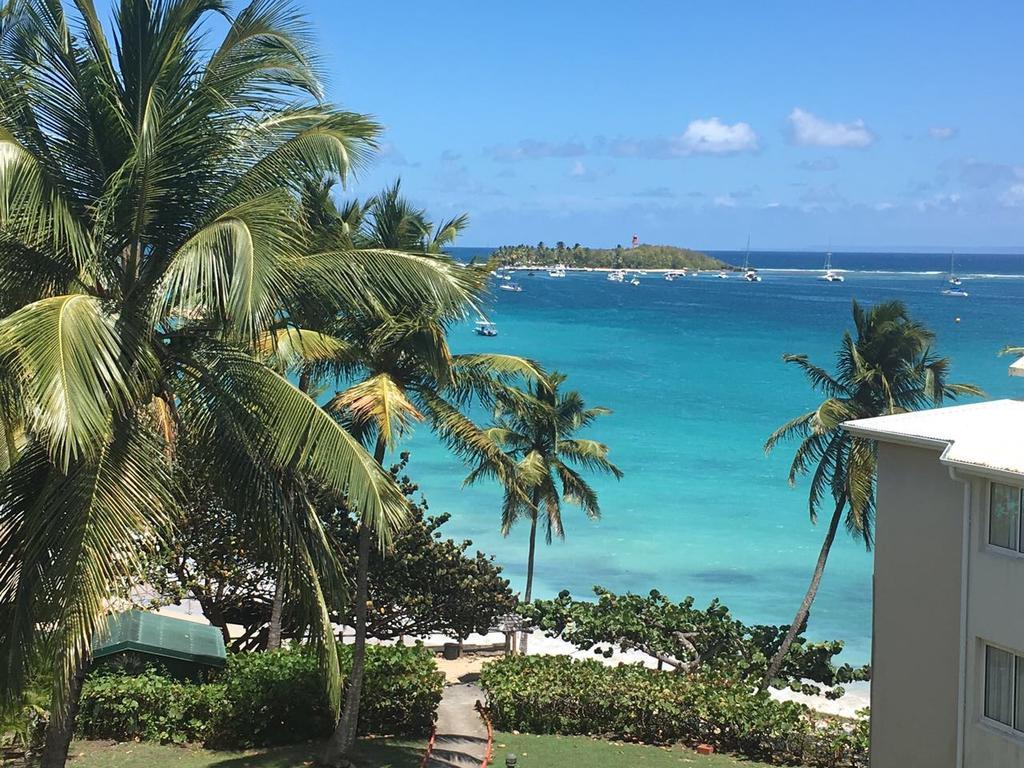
65, 735, 794, 768
66, 738, 423, 767
493, 732, 791, 767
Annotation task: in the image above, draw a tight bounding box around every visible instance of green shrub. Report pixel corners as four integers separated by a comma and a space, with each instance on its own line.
77, 668, 227, 744
345, 644, 443, 738
479, 655, 868, 768
217, 645, 443, 747
76, 645, 444, 748
214, 649, 331, 747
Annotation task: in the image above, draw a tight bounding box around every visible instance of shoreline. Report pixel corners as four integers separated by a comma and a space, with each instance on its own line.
155, 601, 870, 719
400, 629, 871, 720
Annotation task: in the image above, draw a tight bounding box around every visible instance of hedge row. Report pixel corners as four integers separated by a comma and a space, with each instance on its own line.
77, 644, 444, 748
479, 655, 867, 768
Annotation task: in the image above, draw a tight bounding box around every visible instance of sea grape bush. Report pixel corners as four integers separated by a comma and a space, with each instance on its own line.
76, 669, 227, 744
480, 655, 868, 768
76, 645, 443, 747
521, 587, 870, 698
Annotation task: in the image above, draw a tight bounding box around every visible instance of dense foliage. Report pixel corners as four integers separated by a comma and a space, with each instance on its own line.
521, 588, 869, 698
480, 655, 868, 767
135, 455, 515, 649
76, 646, 443, 748
0, 1, 482, 762
491, 243, 730, 270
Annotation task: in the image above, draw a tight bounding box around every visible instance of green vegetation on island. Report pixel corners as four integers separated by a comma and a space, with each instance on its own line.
492, 242, 733, 270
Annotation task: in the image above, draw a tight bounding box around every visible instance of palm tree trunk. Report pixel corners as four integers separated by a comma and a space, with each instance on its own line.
266, 569, 286, 650
40, 655, 87, 768
763, 497, 845, 687
519, 496, 540, 655
321, 437, 385, 767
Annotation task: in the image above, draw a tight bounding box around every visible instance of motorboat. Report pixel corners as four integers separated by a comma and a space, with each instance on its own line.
499, 282, 522, 293
474, 320, 498, 337
717, 270, 730, 279
941, 288, 969, 297
629, 277, 640, 286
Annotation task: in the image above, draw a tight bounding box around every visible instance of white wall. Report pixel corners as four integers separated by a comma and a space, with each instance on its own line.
963, 476, 1024, 766
871, 443, 965, 768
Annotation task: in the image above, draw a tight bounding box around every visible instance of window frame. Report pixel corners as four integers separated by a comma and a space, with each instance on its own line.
986, 482, 1024, 558
982, 642, 1024, 737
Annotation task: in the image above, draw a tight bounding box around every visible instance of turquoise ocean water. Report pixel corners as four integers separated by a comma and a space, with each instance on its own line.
397, 249, 1024, 663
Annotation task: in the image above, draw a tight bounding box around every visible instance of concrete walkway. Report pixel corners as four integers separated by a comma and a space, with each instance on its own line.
426, 683, 489, 768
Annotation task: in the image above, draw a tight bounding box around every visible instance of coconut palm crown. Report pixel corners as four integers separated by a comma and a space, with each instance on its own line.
465, 372, 623, 620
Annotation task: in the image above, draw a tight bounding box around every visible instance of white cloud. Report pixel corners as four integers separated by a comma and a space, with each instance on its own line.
929, 126, 958, 141
788, 108, 874, 148
915, 192, 961, 212
566, 160, 614, 182
677, 117, 759, 155
1001, 184, 1024, 208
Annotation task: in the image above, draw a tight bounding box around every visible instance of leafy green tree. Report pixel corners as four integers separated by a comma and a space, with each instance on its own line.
522, 587, 869, 698
763, 300, 982, 684
0, 0, 478, 764
465, 373, 622, 653
133, 454, 515, 650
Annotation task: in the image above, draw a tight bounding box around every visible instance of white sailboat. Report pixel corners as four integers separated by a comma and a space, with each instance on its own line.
947, 252, 963, 286
742, 236, 761, 282
818, 247, 844, 282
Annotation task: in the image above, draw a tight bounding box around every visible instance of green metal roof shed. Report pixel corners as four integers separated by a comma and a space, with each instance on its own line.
92, 611, 226, 669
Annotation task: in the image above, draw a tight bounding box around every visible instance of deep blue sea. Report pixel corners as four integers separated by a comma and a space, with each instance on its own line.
400, 249, 1024, 663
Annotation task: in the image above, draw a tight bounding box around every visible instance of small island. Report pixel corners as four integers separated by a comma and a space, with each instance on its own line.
491, 242, 735, 271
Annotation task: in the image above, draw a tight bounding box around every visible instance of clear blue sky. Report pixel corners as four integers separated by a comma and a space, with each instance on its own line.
124, 0, 1024, 249
301, 0, 1021, 250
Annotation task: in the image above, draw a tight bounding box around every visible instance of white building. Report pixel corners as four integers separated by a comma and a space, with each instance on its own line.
844, 393, 1024, 768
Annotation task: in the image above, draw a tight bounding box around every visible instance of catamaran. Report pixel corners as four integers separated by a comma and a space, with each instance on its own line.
474, 320, 498, 337
818, 248, 844, 282
742, 236, 761, 282
607, 269, 625, 282
548, 265, 567, 278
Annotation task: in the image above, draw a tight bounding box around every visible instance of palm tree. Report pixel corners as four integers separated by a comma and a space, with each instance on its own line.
266, 180, 534, 766
316, 311, 539, 764
465, 373, 622, 653
0, 1, 480, 764
762, 300, 982, 685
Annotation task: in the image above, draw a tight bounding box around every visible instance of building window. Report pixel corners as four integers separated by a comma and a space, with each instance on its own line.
984, 644, 1024, 733
989, 483, 1022, 552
